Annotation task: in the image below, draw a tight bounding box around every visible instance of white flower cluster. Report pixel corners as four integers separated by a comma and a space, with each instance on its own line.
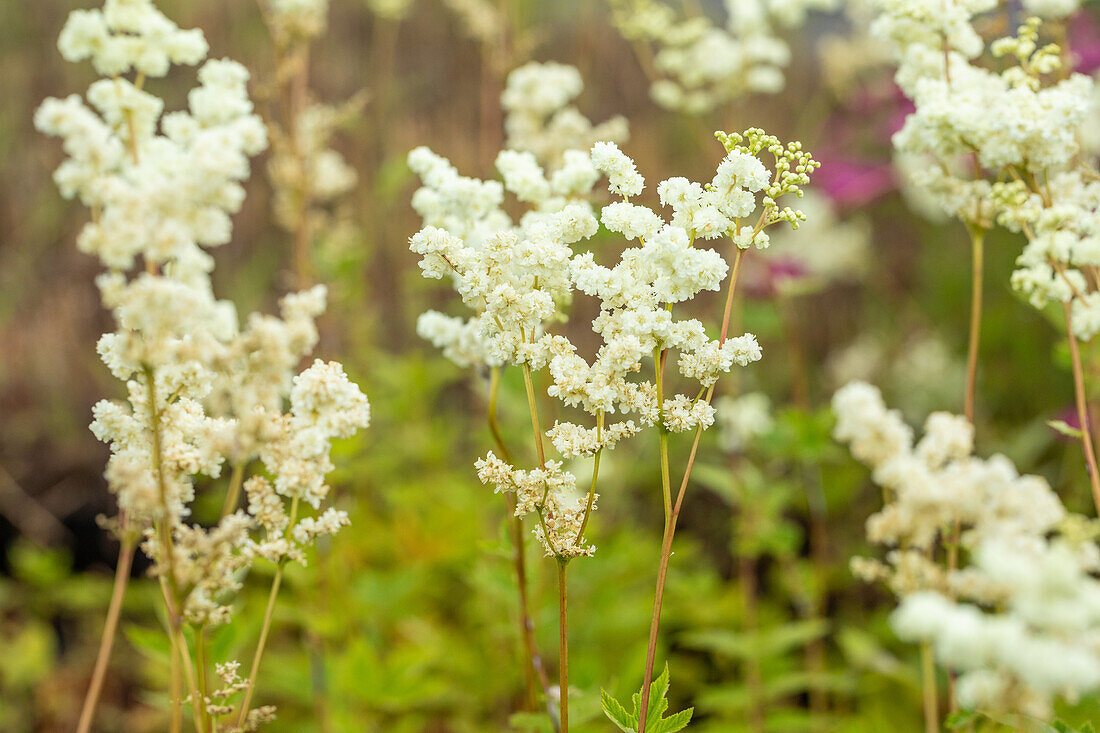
877, 0, 1100, 349
268, 0, 330, 41
502, 62, 629, 170
38, 0, 370, 630
1003, 171, 1100, 340
877, 4, 1092, 216
476, 452, 594, 558
412, 128, 817, 557
57, 0, 207, 78
892, 533, 1100, 719
36, 59, 266, 273
1021, 0, 1082, 18
610, 0, 838, 113
408, 139, 603, 370
834, 381, 1100, 718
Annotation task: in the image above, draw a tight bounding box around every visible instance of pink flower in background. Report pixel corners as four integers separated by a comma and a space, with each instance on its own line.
1070, 11, 1100, 74
886, 87, 916, 137
814, 158, 895, 208
744, 257, 810, 300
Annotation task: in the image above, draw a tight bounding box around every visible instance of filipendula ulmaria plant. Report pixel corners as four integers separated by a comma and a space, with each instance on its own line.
409, 60, 628, 722
609, 0, 839, 114
874, 0, 1100, 498
409, 119, 817, 730
35, 2, 370, 731
871, 3, 1100, 721
834, 381, 1100, 728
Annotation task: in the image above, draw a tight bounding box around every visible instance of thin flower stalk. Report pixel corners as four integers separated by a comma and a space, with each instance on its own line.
37, 3, 371, 730
487, 366, 551, 709
1064, 301, 1100, 512
76, 532, 136, 733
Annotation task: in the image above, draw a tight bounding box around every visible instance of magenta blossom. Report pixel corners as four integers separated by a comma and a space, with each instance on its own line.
1070, 11, 1100, 75
814, 157, 895, 209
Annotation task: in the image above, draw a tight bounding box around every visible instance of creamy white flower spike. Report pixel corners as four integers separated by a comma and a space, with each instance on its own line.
39, 0, 370, 636
502, 61, 629, 168
835, 381, 1099, 718
411, 124, 817, 560
610, 0, 837, 113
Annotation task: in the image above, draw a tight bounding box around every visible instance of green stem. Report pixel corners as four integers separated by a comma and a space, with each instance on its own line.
1063, 301, 1100, 514
220, 462, 245, 519
921, 642, 939, 733
237, 496, 298, 726
575, 411, 604, 544
638, 246, 746, 733
236, 563, 284, 727
557, 559, 569, 733
964, 225, 985, 424
520, 363, 547, 469
654, 349, 672, 532
196, 625, 211, 733
488, 366, 551, 708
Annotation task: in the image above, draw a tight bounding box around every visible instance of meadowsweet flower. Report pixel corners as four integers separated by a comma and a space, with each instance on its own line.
590, 141, 645, 198
502, 62, 629, 168
476, 452, 594, 557
413, 125, 816, 570
836, 382, 1098, 718
611, 0, 836, 113
39, 7, 371, 720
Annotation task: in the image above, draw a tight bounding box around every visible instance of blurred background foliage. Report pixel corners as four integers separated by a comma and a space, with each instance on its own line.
4, 0, 1100, 731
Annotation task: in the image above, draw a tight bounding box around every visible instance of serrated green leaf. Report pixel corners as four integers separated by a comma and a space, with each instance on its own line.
650, 706, 693, 733
601, 688, 634, 732
602, 664, 693, 733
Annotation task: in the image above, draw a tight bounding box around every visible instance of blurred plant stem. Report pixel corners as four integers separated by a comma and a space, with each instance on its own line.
76, 526, 135, 733
1063, 301, 1100, 513
238, 496, 298, 727
487, 366, 552, 711
947, 222, 986, 712
255, 0, 315, 288
557, 558, 570, 733
921, 642, 939, 733
237, 561, 285, 727
195, 624, 212, 733
161, 579, 205, 733
638, 248, 746, 732
964, 225, 985, 424
289, 46, 313, 289
221, 462, 245, 519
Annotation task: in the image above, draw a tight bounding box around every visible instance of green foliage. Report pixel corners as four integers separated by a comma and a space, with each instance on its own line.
602, 664, 693, 733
